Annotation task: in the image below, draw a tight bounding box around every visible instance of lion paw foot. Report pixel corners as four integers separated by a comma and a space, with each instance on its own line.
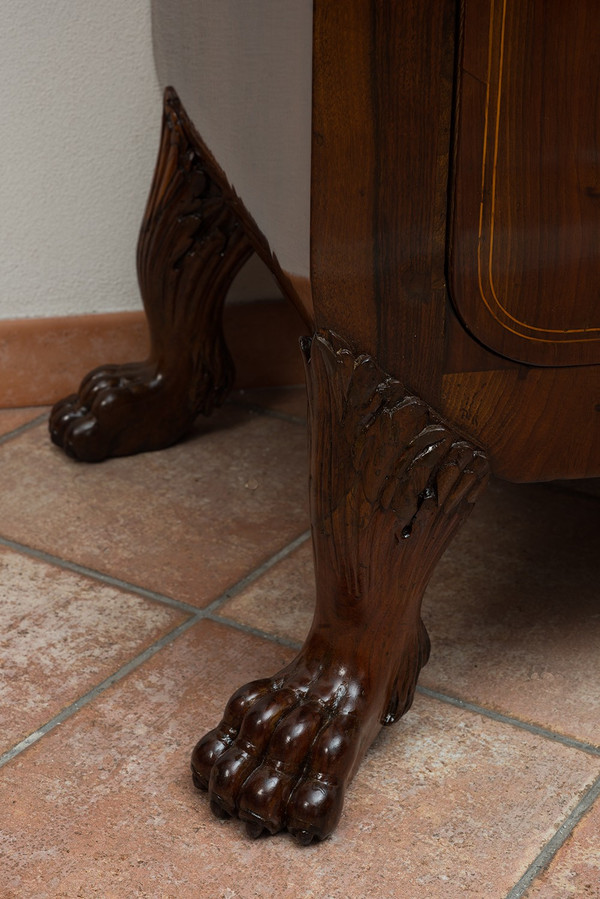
49, 361, 195, 462
191, 662, 378, 844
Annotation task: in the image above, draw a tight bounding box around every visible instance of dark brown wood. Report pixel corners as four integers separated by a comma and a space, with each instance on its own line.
442, 365, 600, 483
50, 88, 254, 461
310, 0, 600, 484
191, 330, 488, 843
310, 0, 456, 408
48, 0, 600, 849
449, 0, 600, 367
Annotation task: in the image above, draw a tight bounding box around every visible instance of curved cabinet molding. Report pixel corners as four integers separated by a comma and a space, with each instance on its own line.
449, 0, 600, 367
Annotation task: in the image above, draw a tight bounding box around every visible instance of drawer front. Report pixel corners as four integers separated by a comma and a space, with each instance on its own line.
449, 0, 600, 366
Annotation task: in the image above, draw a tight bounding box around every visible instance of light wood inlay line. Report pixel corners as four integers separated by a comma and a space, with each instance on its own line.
476, 0, 600, 343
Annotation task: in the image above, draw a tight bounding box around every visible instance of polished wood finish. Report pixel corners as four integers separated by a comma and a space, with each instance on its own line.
311, 0, 456, 407
191, 331, 488, 843
450, 0, 600, 367
50, 89, 253, 461
49, 0, 600, 845
311, 0, 600, 485
442, 365, 600, 483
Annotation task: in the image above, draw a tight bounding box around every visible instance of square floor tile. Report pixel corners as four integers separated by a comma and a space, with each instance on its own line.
420, 479, 600, 746
219, 479, 600, 747
219, 538, 314, 643
1, 620, 598, 899
524, 791, 600, 898
0, 546, 187, 754
0, 406, 309, 606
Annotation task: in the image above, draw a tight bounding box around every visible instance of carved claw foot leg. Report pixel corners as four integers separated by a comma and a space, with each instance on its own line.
192, 331, 489, 843
49, 88, 253, 462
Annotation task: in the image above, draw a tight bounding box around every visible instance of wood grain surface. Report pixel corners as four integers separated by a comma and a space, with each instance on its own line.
310, 0, 456, 408
449, 0, 600, 366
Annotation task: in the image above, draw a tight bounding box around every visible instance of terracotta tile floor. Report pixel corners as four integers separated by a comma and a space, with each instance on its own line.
1, 389, 599, 898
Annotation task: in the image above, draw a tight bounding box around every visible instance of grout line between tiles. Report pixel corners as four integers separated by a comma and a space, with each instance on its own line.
0, 529, 311, 769
0, 535, 201, 615
0, 412, 49, 446
505, 772, 600, 899
416, 685, 600, 758
208, 613, 303, 650
0, 616, 199, 770
0, 529, 311, 618
201, 530, 311, 613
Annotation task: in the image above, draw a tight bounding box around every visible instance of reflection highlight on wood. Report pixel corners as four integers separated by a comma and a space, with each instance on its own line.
192, 331, 488, 843
450, 0, 600, 365
50, 89, 253, 461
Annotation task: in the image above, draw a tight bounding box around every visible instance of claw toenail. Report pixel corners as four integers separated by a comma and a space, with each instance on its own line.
245, 820, 265, 839
294, 830, 314, 846
210, 799, 231, 820
191, 767, 208, 791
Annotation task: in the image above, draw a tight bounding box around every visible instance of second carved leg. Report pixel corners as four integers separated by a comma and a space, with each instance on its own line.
50, 88, 253, 462
192, 331, 489, 843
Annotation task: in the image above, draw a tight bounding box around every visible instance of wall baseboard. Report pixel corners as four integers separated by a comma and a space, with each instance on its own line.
0, 299, 307, 408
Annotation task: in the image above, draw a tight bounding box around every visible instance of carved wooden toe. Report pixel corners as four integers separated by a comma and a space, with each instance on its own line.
192, 331, 489, 843
50, 88, 253, 462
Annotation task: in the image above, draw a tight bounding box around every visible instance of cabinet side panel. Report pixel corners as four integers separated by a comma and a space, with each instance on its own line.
441, 367, 600, 482
310, 0, 456, 406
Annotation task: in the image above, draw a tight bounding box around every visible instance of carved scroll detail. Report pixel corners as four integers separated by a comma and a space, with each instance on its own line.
303, 331, 489, 724
192, 332, 489, 844
138, 87, 254, 412
50, 88, 253, 461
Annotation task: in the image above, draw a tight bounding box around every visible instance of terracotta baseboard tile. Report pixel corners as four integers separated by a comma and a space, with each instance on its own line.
0, 300, 306, 408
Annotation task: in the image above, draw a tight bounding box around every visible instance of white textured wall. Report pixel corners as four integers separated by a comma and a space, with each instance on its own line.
0, 0, 160, 319
0, 0, 286, 322
152, 0, 313, 280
